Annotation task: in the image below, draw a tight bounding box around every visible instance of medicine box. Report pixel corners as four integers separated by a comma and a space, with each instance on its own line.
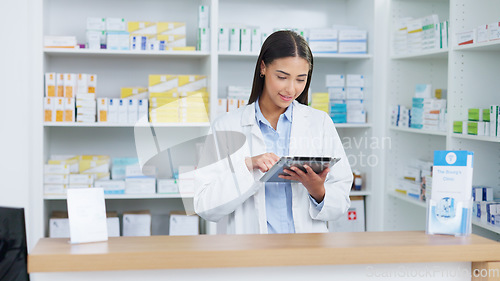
346, 75, 364, 87
251, 28, 261, 52
127, 21, 156, 34
157, 22, 186, 35
326, 75, 345, 88
106, 18, 126, 32
157, 179, 179, 194
488, 22, 500, 41
97, 98, 108, 122
198, 5, 210, 28
44, 97, 55, 122
198, 28, 210, 52
122, 211, 152, 237
56, 73, 64, 97
125, 178, 156, 194
169, 212, 199, 236
45, 73, 56, 97
240, 28, 251, 52
218, 27, 230, 52
229, 28, 241, 52
456, 29, 475, 46
64, 73, 76, 98
87, 17, 106, 31
54, 97, 65, 122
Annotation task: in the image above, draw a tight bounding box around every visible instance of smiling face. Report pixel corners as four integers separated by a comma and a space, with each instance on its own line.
260, 56, 310, 112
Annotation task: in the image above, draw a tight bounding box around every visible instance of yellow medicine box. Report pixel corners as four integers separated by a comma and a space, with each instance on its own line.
157, 22, 186, 35
127, 21, 157, 34
121, 87, 148, 99
149, 75, 179, 93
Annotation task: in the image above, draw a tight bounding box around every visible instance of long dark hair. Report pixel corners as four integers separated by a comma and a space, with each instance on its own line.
248, 30, 313, 105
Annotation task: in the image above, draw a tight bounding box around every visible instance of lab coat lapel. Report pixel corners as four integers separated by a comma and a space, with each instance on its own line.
289, 101, 309, 156
289, 101, 309, 233
241, 103, 267, 233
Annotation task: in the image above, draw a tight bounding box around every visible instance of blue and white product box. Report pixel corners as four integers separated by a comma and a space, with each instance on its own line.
94, 180, 125, 195
308, 28, 338, 53
427, 150, 474, 236
338, 29, 367, 54
326, 74, 345, 88
328, 87, 345, 100
107, 31, 130, 50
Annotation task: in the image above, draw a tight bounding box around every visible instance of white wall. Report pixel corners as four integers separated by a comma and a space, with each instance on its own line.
0, 0, 38, 249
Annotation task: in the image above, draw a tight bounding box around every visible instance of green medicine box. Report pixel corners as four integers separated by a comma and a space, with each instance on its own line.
468, 121, 479, 135
453, 121, 463, 133
483, 109, 490, 122
468, 108, 480, 121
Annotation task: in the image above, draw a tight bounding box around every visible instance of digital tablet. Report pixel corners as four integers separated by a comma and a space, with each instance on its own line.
259, 156, 340, 183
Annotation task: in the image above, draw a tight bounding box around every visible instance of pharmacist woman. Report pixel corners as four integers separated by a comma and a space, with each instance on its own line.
194, 30, 353, 234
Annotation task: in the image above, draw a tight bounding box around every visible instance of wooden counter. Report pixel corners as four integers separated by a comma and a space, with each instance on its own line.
28, 231, 500, 273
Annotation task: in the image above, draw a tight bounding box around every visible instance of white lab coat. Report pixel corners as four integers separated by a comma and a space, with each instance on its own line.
194, 100, 353, 234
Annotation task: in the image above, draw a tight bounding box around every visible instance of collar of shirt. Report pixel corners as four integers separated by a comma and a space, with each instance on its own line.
254, 97, 293, 127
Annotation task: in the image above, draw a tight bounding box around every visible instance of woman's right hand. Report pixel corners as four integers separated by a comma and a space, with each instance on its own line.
245, 153, 280, 173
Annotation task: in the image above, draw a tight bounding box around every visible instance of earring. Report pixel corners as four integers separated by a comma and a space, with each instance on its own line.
260, 73, 264, 78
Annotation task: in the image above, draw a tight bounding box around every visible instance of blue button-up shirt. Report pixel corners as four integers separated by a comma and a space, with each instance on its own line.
255, 100, 324, 234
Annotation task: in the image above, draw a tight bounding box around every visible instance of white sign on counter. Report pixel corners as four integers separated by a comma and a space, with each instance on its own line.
67, 188, 108, 243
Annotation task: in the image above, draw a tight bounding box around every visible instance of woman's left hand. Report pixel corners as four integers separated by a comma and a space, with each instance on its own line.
278, 165, 329, 203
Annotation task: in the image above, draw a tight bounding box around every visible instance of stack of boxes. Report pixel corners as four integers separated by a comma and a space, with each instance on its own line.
198, 5, 210, 51
338, 29, 368, 54
148, 75, 209, 123
128, 21, 189, 51
102, 98, 149, 124
104, 18, 129, 51
346, 75, 366, 123
393, 15, 448, 55
86, 18, 107, 50
308, 29, 338, 54
327, 74, 366, 124
472, 186, 499, 226
44, 155, 110, 195
453, 106, 500, 137
456, 21, 500, 47
327, 74, 346, 124
395, 159, 433, 202
392, 85, 447, 131
218, 26, 266, 53
391, 105, 410, 128
216, 86, 250, 117
125, 164, 157, 194
44, 73, 96, 123
393, 17, 412, 55
44, 163, 70, 195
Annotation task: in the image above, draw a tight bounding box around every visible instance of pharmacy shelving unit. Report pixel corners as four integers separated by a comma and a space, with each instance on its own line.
31, 0, 386, 244
34, 0, 217, 240
216, 0, 384, 233
384, 0, 450, 232
385, 0, 500, 241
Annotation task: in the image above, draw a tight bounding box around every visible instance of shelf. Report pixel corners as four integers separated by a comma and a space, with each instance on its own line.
43, 48, 210, 59
391, 49, 448, 60
335, 123, 372, 128
218, 51, 372, 61
472, 219, 500, 235
452, 133, 500, 143
44, 122, 211, 128
350, 190, 371, 196
389, 193, 500, 234
389, 126, 447, 136
44, 193, 193, 200
387, 191, 427, 208
454, 40, 500, 52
